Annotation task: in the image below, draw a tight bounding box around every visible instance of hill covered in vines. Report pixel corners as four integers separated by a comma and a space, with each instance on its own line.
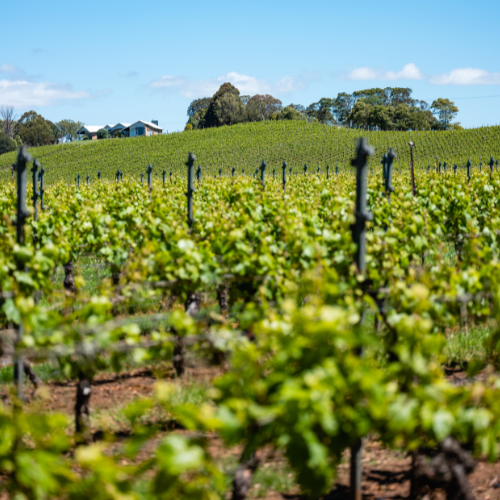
1, 121, 499, 183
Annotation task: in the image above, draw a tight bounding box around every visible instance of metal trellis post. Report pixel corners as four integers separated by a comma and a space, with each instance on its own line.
39, 166, 45, 211
31, 159, 39, 222
147, 164, 153, 188
260, 160, 266, 188
349, 137, 374, 500
385, 149, 396, 204
15, 146, 32, 401
186, 153, 196, 228
409, 142, 416, 196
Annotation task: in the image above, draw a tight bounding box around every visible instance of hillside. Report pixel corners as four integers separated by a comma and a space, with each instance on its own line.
1, 121, 499, 183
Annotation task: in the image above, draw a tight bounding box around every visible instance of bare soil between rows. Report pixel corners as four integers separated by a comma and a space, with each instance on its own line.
2, 363, 500, 499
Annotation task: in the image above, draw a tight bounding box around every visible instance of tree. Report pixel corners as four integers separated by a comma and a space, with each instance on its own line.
204, 82, 243, 128
97, 128, 110, 139
17, 111, 56, 146
333, 93, 355, 125
0, 132, 16, 155
187, 108, 208, 129
348, 101, 371, 129
0, 106, 16, 138
431, 98, 459, 129
212, 92, 246, 126
246, 94, 283, 122
56, 119, 84, 142
240, 95, 251, 106
305, 98, 336, 124
276, 106, 306, 121
187, 98, 211, 118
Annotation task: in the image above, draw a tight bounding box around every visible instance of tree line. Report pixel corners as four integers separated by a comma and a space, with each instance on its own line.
185, 83, 460, 132
0, 106, 83, 155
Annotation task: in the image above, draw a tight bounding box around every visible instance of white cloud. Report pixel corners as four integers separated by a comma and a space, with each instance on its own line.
275, 76, 308, 92
0, 80, 92, 107
347, 63, 425, 81
348, 67, 379, 81
149, 71, 315, 98
429, 68, 500, 85
150, 72, 270, 99
0, 63, 25, 75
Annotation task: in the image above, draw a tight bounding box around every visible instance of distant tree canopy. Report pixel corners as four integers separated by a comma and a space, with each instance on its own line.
55, 119, 84, 142
186, 84, 459, 131
17, 111, 57, 147
0, 132, 16, 155
97, 128, 110, 140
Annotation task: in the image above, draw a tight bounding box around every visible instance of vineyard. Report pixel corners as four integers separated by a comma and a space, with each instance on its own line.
0, 121, 500, 183
2, 138, 500, 500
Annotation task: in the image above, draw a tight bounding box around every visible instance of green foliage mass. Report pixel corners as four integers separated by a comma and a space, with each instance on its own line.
0, 121, 499, 184
0, 132, 16, 155
3, 162, 500, 497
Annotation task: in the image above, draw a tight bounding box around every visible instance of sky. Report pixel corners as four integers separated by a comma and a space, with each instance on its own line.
1, 0, 500, 131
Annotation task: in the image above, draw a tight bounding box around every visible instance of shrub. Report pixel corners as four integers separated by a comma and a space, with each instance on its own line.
97, 129, 110, 140
0, 132, 16, 155
184, 123, 193, 131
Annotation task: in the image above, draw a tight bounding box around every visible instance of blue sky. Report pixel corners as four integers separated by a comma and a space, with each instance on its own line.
2, 0, 499, 130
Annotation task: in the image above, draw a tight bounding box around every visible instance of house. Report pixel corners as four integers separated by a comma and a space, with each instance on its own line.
77, 125, 104, 140
77, 120, 163, 139
122, 120, 162, 137
108, 123, 131, 137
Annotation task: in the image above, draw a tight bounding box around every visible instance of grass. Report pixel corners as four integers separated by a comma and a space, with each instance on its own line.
444, 323, 494, 367
0, 361, 65, 385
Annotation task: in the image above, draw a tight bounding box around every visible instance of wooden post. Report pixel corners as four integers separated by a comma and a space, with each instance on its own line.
326, 164, 330, 179
336, 165, 339, 176
232, 166, 235, 177
98, 170, 101, 180
489, 156, 495, 177
186, 153, 196, 228
443, 161, 447, 174
77, 173, 80, 186
467, 159, 471, 183
454, 164, 457, 175
349, 138, 374, 500
15, 147, 32, 401
86, 174, 89, 185
282, 161, 287, 191
303, 164, 308, 175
